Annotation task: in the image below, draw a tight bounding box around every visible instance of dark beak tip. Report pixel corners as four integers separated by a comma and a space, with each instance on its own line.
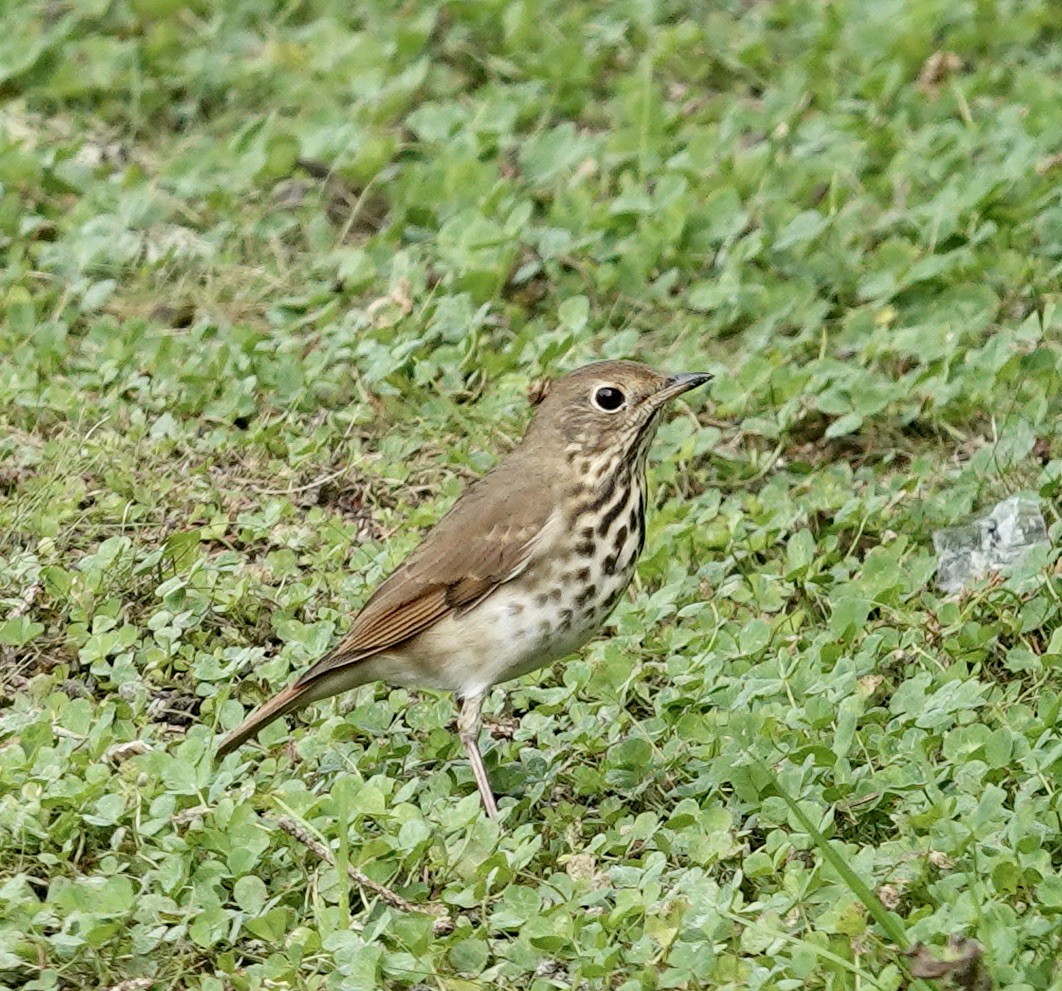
666, 371, 714, 392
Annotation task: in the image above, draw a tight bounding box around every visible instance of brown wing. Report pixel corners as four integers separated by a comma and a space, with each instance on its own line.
293, 456, 555, 688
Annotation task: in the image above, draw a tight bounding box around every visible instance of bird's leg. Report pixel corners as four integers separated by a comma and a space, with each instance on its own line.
457, 692, 498, 819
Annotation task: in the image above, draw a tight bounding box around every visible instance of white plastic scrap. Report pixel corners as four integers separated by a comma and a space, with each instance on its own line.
932, 495, 1050, 593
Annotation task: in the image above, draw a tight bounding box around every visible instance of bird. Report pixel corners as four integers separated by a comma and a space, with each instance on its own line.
216, 359, 712, 817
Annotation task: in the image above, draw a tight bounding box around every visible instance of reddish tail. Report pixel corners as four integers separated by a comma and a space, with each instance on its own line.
216, 682, 312, 759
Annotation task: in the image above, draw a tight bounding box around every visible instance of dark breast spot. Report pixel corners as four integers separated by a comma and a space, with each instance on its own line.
627, 504, 641, 537
593, 588, 622, 623
536, 586, 563, 607
602, 550, 619, 576
588, 469, 617, 512
596, 486, 632, 538
575, 522, 598, 556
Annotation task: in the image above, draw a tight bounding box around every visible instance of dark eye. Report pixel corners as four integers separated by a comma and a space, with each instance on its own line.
592, 385, 626, 412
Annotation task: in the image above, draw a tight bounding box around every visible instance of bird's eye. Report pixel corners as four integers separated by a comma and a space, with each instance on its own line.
592, 385, 626, 412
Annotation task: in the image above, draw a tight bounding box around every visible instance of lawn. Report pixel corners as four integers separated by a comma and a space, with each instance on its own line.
1, 0, 1060, 988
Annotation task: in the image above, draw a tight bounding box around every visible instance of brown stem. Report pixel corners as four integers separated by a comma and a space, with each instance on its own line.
270, 814, 454, 935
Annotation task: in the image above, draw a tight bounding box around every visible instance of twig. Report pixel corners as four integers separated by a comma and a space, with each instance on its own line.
270, 814, 454, 935
246, 464, 351, 497
10, 582, 41, 618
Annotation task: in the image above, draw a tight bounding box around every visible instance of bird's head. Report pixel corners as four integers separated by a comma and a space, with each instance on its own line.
525, 359, 712, 470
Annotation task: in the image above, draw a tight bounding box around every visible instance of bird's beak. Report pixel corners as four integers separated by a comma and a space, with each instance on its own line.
653, 371, 713, 405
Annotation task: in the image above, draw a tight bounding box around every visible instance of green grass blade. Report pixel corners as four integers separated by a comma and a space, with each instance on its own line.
761, 763, 941, 991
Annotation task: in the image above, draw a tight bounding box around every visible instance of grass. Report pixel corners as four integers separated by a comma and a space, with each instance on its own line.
1, 0, 1061, 988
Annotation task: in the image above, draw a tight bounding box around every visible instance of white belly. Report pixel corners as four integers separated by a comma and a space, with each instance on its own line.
363, 584, 595, 697
354, 482, 646, 698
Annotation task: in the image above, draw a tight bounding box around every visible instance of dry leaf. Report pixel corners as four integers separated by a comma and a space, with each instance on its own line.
918, 51, 963, 93
527, 377, 552, 406
906, 936, 991, 990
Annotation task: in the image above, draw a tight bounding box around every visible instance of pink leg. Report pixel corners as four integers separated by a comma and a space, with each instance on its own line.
457, 693, 498, 819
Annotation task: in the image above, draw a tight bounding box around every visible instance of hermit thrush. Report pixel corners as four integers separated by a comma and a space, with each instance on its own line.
216, 360, 711, 817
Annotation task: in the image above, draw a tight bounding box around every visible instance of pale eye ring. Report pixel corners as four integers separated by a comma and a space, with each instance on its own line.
592, 385, 627, 412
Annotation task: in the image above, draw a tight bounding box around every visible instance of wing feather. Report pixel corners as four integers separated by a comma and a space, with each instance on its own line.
294, 458, 555, 689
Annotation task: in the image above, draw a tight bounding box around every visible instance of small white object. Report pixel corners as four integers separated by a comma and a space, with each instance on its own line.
933, 495, 1050, 593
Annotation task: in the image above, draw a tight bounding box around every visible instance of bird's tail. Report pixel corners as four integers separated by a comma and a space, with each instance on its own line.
216, 651, 380, 760
215, 681, 312, 759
